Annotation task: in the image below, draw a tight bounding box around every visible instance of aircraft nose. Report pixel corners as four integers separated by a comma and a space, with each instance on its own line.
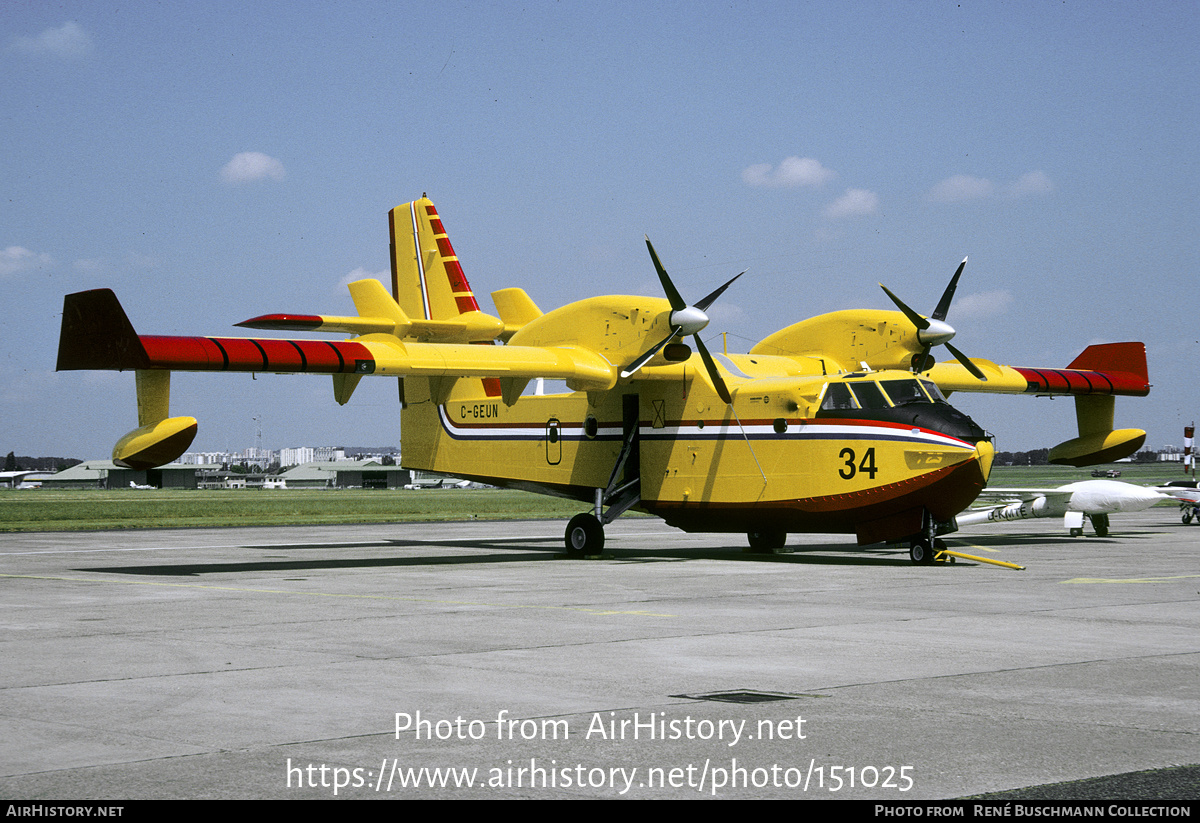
974, 438, 995, 483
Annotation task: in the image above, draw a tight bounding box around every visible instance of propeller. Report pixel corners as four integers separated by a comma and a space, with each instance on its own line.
620, 238, 743, 403
879, 257, 986, 380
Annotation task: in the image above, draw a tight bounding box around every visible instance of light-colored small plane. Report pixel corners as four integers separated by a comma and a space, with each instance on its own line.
1155, 479, 1200, 524
55, 196, 1152, 563
957, 479, 1167, 536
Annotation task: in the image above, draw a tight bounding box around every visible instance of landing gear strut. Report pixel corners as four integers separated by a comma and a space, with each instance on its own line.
563, 394, 641, 558
909, 509, 955, 564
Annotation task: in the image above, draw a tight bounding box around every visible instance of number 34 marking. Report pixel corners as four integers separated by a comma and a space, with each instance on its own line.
838, 447, 878, 480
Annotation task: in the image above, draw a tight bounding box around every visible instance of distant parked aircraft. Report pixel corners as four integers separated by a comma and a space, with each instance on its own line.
956, 479, 1166, 536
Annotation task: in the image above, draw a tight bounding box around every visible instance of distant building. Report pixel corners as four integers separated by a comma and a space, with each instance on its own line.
39, 461, 199, 490
277, 460, 411, 489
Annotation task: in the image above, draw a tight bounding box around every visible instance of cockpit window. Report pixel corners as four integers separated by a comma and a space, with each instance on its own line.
847, 381, 889, 410
880, 379, 929, 406
819, 382, 858, 411
920, 380, 948, 403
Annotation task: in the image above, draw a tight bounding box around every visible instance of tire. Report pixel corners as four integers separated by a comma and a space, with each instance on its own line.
909, 540, 936, 564
565, 513, 604, 558
1091, 513, 1109, 537
746, 530, 787, 552
1183, 510, 1195, 525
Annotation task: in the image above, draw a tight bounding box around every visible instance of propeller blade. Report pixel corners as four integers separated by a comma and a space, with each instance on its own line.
639, 238, 742, 403
695, 270, 746, 312
913, 344, 934, 373
620, 327, 680, 379
945, 342, 986, 381
932, 257, 967, 321
879, 284, 931, 331
694, 334, 732, 404
645, 237, 687, 311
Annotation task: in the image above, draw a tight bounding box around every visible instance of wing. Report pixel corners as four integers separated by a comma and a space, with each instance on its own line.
926, 343, 1149, 466
57, 287, 617, 393
926, 342, 1149, 398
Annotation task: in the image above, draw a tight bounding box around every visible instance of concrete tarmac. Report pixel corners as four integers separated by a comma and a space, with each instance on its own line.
1, 509, 1197, 799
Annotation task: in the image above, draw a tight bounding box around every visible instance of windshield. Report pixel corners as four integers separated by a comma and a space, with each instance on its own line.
848, 381, 889, 410
920, 380, 948, 403
880, 379, 929, 406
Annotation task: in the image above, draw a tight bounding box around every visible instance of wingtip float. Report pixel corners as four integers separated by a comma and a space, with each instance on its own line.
56, 195, 1150, 562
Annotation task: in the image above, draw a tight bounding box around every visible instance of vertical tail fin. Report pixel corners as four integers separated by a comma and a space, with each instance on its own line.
389, 196, 481, 321
389, 196, 502, 400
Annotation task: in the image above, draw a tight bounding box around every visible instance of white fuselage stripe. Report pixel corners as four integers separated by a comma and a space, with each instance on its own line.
410, 201, 431, 320
435, 406, 973, 450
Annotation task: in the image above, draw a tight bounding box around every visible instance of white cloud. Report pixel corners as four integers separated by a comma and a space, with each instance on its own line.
125, 251, 159, 269
1005, 170, 1054, 197
0, 246, 53, 277
742, 156, 836, 188
824, 188, 879, 219
930, 171, 1054, 203
338, 266, 389, 290
220, 152, 286, 183
11, 21, 93, 59
952, 289, 1013, 319
929, 175, 995, 203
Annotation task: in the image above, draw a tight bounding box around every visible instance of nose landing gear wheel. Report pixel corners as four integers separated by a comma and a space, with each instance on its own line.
565, 513, 604, 558
909, 538, 947, 564
746, 530, 787, 553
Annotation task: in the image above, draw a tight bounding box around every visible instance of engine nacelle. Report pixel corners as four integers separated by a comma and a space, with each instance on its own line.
113, 416, 198, 471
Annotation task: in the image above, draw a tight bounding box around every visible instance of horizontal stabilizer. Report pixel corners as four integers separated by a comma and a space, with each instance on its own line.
492, 288, 544, 340
238, 279, 505, 343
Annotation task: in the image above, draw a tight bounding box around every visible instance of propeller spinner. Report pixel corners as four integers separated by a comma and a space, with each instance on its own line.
620, 238, 743, 404
880, 257, 986, 380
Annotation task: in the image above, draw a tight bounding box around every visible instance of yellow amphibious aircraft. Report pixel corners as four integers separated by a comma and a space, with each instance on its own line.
56, 196, 1150, 563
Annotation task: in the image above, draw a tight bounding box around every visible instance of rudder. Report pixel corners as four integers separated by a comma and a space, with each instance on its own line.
389, 196, 481, 321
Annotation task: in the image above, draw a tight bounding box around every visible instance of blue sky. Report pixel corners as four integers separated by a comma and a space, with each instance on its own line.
3, 1, 1197, 460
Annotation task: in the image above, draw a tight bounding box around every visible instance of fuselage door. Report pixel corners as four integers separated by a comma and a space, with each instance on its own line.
546, 417, 562, 465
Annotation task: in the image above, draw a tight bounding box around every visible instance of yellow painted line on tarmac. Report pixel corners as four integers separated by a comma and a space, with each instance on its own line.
953, 542, 1003, 554
1061, 574, 1200, 585
0, 573, 674, 617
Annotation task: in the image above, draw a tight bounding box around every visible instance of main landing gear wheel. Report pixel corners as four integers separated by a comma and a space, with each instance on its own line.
1091, 513, 1110, 537
1184, 509, 1195, 525
746, 530, 787, 553
565, 513, 604, 558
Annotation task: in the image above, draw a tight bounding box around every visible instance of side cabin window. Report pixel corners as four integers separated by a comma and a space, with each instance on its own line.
819, 382, 858, 411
